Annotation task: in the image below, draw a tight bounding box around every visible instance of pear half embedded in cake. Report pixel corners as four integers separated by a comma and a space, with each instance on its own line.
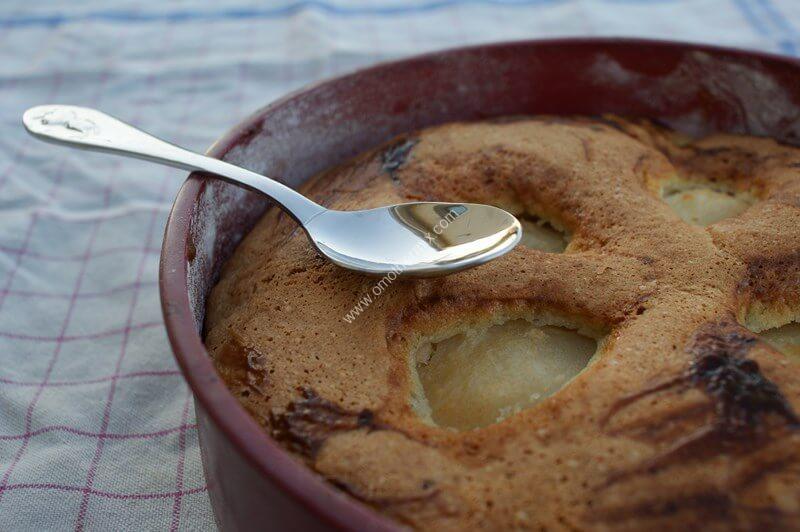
412, 319, 597, 430
662, 184, 754, 227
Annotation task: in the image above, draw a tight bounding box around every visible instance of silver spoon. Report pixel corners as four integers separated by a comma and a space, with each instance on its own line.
22, 105, 521, 277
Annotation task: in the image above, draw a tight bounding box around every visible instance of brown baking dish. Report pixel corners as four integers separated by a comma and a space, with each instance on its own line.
159, 39, 800, 531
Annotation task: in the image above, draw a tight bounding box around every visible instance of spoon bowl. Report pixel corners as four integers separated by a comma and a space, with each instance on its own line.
23, 105, 520, 277
306, 202, 521, 277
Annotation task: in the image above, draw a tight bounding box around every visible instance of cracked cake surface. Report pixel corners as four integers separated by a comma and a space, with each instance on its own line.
204, 116, 800, 530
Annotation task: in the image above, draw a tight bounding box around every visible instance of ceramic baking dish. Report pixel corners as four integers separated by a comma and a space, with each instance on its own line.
159, 38, 800, 531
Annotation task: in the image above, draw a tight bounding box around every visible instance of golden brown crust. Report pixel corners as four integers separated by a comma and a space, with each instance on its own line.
204, 117, 800, 530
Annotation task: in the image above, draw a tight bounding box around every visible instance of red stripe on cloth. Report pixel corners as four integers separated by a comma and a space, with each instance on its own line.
169, 390, 193, 532
0, 482, 207, 500
0, 424, 197, 441
0, 370, 180, 387
0, 280, 158, 301
0, 321, 162, 342
0, 244, 160, 262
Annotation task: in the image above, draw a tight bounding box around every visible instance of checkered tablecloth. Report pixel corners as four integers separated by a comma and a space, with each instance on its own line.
1, 1, 798, 530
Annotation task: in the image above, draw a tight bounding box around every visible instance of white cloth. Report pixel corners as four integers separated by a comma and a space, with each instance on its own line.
0, 0, 797, 529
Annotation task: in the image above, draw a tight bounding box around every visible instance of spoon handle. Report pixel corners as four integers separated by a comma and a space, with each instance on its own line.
22, 105, 325, 223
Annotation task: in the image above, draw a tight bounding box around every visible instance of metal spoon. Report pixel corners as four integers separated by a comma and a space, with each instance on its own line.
22, 105, 521, 277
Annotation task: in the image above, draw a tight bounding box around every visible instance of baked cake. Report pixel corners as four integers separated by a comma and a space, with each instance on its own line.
204, 116, 800, 530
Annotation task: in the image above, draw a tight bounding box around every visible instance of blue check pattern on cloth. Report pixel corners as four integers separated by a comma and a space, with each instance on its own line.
0, 1, 799, 530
